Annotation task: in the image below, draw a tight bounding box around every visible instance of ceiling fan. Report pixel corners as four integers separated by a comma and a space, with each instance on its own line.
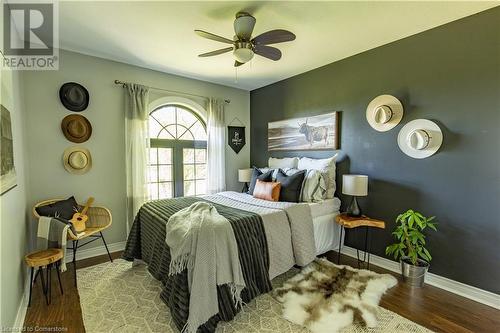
195, 12, 296, 67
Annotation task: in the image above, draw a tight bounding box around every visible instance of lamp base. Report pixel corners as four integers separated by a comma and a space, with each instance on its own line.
347, 196, 362, 217
241, 182, 249, 193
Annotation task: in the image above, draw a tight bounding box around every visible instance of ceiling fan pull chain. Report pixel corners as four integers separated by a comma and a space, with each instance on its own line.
234, 67, 238, 83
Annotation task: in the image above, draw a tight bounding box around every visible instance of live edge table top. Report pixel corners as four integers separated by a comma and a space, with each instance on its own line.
335, 213, 386, 229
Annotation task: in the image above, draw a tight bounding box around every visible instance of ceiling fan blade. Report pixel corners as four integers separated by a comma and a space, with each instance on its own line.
198, 47, 233, 57
234, 60, 244, 67
194, 30, 234, 44
234, 12, 256, 41
252, 29, 296, 45
254, 45, 282, 61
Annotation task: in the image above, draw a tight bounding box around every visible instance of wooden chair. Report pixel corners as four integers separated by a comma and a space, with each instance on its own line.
25, 248, 64, 306
33, 199, 113, 286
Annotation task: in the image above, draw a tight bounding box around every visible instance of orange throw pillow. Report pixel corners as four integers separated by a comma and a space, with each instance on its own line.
253, 179, 281, 202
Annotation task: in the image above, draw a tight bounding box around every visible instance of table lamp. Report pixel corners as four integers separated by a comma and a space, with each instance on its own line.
238, 168, 253, 193
342, 174, 368, 217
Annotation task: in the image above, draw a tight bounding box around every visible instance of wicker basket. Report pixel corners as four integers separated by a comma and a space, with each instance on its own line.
33, 199, 112, 240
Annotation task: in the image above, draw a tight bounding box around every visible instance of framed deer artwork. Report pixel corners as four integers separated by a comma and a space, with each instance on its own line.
268, 112, 339, 151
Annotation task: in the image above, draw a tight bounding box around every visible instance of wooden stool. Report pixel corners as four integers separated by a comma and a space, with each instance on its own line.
335, 213, 386, 269
25, 248, 64, 306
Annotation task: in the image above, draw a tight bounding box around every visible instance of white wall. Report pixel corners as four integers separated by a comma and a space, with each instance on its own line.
0, 53, 30, 328
22, 49, 250, 248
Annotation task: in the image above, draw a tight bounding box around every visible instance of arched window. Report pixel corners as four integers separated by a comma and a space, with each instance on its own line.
148, 104, 207, 199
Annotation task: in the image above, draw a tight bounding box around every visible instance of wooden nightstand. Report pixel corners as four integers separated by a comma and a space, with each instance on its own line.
335, 213, 385, 269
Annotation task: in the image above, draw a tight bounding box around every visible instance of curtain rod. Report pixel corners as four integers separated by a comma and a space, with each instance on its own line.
114, 80, 230, 104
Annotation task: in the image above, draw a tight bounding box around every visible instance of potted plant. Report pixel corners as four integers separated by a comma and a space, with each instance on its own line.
386, 209, 437, 287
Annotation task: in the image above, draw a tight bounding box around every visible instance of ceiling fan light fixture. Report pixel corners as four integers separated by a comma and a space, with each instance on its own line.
233, 42, 254, 63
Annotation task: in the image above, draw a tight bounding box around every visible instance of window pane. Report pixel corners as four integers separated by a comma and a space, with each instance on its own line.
158, 128, 175, 139
184, 164, 195, 180
151, 106, 175, 126
195, 179, 206, 195
158, 165, 172, 181
149, 118, 163, 138
191, 122, 207, 141
158, 148, 172, 164
149, 148, 157, 165
148, 166, 158, 182
183, 149, 194, 163
178, 128, 194, 140
177, 108, 198, 129
159, 182, 173, 199
148, 183, 158, 200
195, 164, 206, 179
184, 181, 195, 196
195, 149, 206, 163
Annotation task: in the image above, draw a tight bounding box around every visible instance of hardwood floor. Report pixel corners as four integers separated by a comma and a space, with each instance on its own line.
23, 251, 499, 333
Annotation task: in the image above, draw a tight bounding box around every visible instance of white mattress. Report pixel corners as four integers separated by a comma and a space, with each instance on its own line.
309, 198, 343, 255
309, 198, 341, 218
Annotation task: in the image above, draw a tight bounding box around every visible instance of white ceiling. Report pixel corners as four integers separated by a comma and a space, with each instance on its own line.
22, 1, 500, 90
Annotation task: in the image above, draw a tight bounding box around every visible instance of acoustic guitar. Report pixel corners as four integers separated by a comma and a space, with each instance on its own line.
70, 197, 94, 233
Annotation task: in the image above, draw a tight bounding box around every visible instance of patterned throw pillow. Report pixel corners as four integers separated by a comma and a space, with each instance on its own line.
297, 155, 337, 199
35, 196, 78, 220
300, 169, 327, 202
253, 179, 281, 202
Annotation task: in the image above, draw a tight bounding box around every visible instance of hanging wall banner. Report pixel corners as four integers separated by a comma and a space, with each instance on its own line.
228, 126, 246, 154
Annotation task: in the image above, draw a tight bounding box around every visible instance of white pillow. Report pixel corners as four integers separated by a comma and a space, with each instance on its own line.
300, 169, 327, 202
297, 155, 337, 198
268, 157, 299, 169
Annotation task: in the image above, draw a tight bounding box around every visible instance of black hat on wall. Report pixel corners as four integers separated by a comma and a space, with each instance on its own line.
59, 82, 89, 111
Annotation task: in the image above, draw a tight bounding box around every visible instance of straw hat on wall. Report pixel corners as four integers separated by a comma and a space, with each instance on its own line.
63, 146, 92, 174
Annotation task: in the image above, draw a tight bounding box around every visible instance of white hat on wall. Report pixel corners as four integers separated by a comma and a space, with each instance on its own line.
366, 95, 404, 132
397, 119, 443, 159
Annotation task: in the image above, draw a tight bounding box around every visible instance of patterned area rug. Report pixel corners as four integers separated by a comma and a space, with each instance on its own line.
78, 259, 433, 333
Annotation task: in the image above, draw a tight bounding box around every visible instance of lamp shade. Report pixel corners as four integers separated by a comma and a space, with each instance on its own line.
342, 175, 368, 196
238, 168, 253, 183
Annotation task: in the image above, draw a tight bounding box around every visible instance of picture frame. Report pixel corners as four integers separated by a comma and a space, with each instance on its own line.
268, 112, 339, 151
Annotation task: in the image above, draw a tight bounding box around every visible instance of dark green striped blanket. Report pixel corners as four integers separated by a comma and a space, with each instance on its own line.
122, 197, 272, 332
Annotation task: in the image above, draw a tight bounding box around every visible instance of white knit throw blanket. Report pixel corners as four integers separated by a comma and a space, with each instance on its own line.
165, 201, 246, 333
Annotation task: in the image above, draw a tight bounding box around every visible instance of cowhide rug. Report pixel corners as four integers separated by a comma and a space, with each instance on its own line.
274, 258, 398, 333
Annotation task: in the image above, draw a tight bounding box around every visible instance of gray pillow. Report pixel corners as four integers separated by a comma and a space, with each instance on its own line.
248, 167, 273, 195
276, 169, 306, 202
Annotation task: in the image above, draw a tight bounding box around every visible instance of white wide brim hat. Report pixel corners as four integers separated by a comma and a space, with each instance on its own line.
398, 119, 443, 159
366, 95, 404, 132
63, 146, 92, 174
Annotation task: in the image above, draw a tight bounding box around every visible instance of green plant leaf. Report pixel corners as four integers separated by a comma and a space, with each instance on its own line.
427, 222, 437, 231
423, 248, 432, 261
418, 249, 430, 262
408, 215, 414, 228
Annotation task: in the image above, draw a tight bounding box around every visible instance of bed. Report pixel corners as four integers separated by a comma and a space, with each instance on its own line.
311, 197, 342, 255
123, 191, 341, 332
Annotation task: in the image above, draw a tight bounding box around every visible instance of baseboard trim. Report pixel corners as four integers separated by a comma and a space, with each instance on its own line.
341, 245, 500, 309
13, 241, 126, 329
13, 278, 29, 330
64, 241, 126, 262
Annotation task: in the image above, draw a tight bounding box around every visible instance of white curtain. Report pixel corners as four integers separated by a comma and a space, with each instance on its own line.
124, 83, 150, 232
207, 98, 226, 194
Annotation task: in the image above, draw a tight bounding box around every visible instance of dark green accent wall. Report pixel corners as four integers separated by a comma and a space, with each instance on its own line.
250, 8, 500, 292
